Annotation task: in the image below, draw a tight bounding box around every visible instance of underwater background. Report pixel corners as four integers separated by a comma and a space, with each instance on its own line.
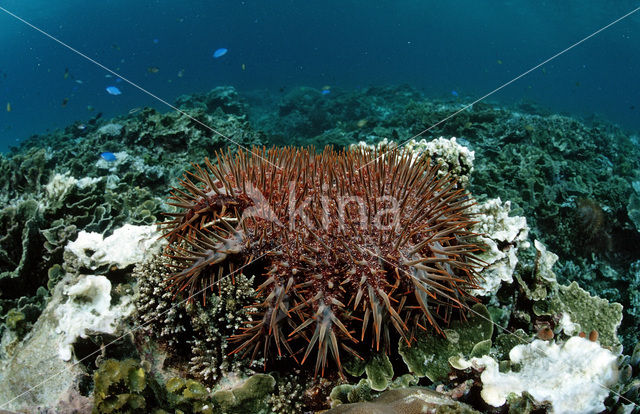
2, 1, 640, 413
1, 0, 640, 151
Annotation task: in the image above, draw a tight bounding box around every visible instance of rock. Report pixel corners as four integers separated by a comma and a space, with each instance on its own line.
326, 387, 479, 414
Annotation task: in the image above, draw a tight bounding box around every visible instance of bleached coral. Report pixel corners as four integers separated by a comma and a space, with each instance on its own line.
54, 275, 133, 361
64, 224, 164, 271
43, 172, 102, 209
44, 172, 77, 206
350, 137, 475, 185
471, 337, 619, 414
470, 198, 529, 295
97, 123, 123, 137
405, 137, 475, 186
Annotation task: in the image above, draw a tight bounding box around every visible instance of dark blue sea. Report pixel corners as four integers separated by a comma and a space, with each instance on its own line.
0, 0, 639, 152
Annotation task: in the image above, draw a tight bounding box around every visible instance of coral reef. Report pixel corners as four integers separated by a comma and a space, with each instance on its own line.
1, 84, 639, 413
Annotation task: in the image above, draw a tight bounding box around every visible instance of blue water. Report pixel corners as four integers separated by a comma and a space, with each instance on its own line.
1, 0, 639, 152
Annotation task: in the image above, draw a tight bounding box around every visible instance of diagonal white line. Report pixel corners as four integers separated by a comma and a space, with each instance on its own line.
0, 6, 283, 171
362, 247, 638, 409
357, 5, 640, 172
0, 243, 285, 409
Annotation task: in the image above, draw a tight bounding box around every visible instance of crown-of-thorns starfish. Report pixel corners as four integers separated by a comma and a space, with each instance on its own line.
160, 145, 484, 377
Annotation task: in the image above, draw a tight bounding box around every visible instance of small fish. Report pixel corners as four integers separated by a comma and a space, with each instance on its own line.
77, 124, 86, 130
100, 152, 117, 162
106, 86, 122, 95
64, 68, 70, 79
129, 107, 142, 114
321, 89, 331, 95
153, 38, 159, 44
105, 74, 113, 78
451, 90, 459, 97
147, 66, 160, 73
6, 102, 11, 112
112, 43, 120, 50
213, 48, 228, 58
356, 119, 367, 128
75, 79, 83, 84
241, 63, 246, 71
177, 69, 184, 78
87, 105, 94, 111
61, 98, 69, 107
497, 59, 503, 64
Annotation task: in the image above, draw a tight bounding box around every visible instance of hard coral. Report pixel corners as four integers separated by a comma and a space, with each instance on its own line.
160, 146, 483, 376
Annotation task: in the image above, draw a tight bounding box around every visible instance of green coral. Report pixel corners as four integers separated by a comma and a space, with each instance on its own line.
399, 303, 494, 382
211, 374, 275, 414
93, 359, 148, 414
536, 281, 623, 351
365, 353, 394, 392
93, 358, 276, 414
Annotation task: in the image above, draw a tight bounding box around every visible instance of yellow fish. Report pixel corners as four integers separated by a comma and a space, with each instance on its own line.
6, 102, 10, 112
241, 63, 246, 71
497, 59, 503, 65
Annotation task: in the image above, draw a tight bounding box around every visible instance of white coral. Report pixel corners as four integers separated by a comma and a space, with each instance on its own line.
471, 337, 618, 414
350, 137, 475, 185
44, 173, 77, 206
65, 224, 164, 270
55, 275, 133, 361
405, 137, 475, 186
43, 173, 102, 209
470, 198, 529, 295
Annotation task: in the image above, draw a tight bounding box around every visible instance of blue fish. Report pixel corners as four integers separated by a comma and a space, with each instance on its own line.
213, 48, 228, 58
100, 152, 117, 162
321, 89, 331, 95
106, 86, 122, 95
451, 90, 459, 97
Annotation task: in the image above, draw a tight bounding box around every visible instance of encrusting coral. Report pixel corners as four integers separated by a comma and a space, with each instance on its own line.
158, 145, 485, 377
